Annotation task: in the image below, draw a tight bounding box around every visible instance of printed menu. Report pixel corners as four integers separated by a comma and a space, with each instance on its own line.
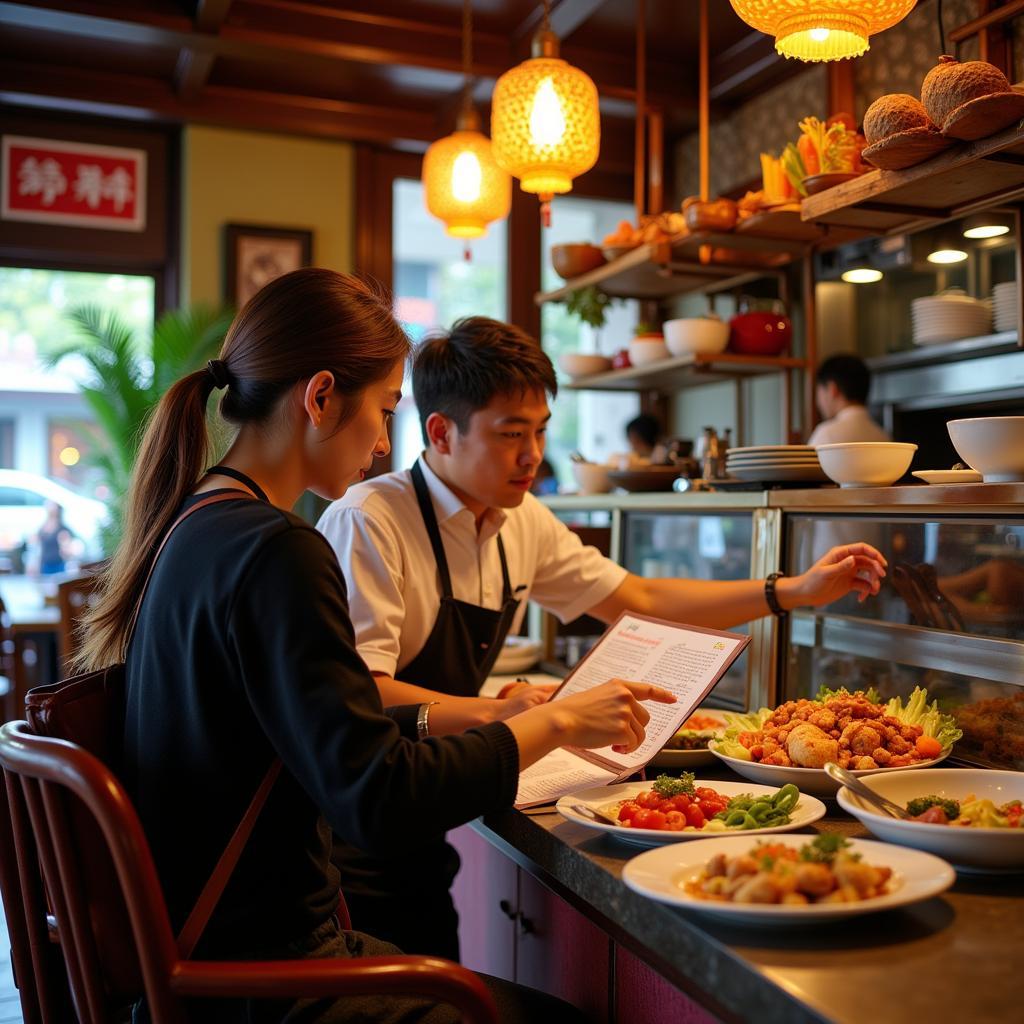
515, 613, 749, 808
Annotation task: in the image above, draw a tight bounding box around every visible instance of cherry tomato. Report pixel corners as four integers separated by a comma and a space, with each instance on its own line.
664, 810, 687, 831
695, 787, 721, 802
618, 801, 641, 823
631, 808, 654, 829
636, 791, 664, 809
664, 794, 691, 812
644, 809, 667, 830
684, 804, 706, 829
699, 799, 727, 816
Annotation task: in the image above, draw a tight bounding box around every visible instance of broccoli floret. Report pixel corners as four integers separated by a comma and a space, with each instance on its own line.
652, 772, 695, 797
906, 796, 960, 820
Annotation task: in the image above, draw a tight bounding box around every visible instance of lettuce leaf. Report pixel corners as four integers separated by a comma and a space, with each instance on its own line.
713, 707, 771, 760
884, 686, 963, 749
815, 684, 881, 705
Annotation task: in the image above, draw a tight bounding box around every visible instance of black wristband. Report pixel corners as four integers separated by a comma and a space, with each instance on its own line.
765, 572, 788, 617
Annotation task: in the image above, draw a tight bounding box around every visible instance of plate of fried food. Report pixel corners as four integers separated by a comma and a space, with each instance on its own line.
650, 710, 727, 768
708, 687, 961, 798
622, 833, 955, 925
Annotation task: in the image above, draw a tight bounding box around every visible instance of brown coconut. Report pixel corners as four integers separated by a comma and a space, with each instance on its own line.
863, 94, 934, 144
921, 55, 1011, 127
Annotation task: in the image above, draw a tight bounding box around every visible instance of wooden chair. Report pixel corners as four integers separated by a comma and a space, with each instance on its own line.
55, 572, 102, 675
0, 719, 498, 1024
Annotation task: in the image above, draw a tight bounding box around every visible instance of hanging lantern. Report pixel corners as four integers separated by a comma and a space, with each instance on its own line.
422, 0, 511, 247
729, 0, 915, 62
423, 105, 511, 241
491, 1, 600, 225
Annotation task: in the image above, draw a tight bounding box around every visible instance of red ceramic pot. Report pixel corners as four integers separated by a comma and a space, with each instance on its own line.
728, 311, 792, 356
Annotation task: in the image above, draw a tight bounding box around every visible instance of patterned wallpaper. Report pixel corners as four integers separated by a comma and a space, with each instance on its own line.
673, 0, 1023, 204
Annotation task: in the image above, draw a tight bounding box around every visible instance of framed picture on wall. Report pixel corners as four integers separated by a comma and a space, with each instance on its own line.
223, 223, 313, 306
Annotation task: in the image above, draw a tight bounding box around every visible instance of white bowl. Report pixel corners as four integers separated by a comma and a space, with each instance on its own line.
628, 338, 670, 367
708, 741, 949, 799
663, 317, 729, 356
816, 441, 917, 488
836, 768, 1024, 871
558, 353, 612, 379
948, 416, 1024, 482
571, 462, 614, 494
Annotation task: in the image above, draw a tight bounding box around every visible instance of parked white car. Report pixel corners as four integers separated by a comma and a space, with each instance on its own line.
0, 469, 109, 565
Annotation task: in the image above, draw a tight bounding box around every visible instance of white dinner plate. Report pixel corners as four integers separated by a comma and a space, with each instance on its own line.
708, 741, 951, 799
725, 445, 816, 456
491, 636, 542, 675
912, 469, 984, 485
555, 780, 826, 847
621, 835, 955, 924
728, 465, 831, 483
725, 457, 821, 467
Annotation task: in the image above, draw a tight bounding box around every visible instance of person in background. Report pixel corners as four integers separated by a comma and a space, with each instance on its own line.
529, 457, 558, 496
27, 500, 77, 575
77, 271, 672, 1024
625, 413, 661, 459
807, 354, 891, 446
317, 315, 888, 962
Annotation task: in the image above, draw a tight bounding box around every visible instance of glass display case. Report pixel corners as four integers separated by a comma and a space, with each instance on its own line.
784, 510, 1024, 771
621, 511, 755, 708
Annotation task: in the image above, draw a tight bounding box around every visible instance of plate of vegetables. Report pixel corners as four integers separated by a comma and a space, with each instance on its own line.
709, 686, 961, 798
556, 773, 826, 847
650, 711, 727, 769
836, 768, 1024, 872
622, 833, 955, 925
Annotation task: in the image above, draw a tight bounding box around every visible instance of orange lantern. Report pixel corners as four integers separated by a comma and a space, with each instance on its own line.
491, 1, 600, 224
422, 0, 511, 243
729, 0, 916, 62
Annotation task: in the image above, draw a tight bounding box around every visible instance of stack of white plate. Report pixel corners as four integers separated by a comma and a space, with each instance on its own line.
724, 445, 830, 484
911, 292, 990, 346
993, 282, 1018, 334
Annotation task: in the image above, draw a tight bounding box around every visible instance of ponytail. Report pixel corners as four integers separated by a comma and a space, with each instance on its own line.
76, 267, 410, 671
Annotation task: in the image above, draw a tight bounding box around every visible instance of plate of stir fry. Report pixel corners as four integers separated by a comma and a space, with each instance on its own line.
622, 833, 955, 924
837, 768, 1024, 872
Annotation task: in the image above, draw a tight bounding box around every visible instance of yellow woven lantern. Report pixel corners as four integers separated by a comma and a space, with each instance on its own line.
491, 2, 599, 224
729, 0, 915, 62
423, 107, 511, 240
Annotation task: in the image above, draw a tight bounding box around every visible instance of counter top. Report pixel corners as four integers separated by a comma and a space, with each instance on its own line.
474, 778, 1022, 1024
545, 481, 1024, 513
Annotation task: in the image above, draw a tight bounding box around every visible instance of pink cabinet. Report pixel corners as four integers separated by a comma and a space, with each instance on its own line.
614, 947, 718, 1024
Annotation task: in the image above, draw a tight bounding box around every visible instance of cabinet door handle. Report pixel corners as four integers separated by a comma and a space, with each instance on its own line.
498, 899, 517, 920
517, 914, 535, 936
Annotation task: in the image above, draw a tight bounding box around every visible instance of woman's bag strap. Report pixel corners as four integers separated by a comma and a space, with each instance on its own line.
121, 492, 249, 658
176, 757, 283, 960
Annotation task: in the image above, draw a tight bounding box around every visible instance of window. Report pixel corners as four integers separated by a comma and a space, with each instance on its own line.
541, 196, 640, 488
0, 266, 154, 497
390, 178, 508, 470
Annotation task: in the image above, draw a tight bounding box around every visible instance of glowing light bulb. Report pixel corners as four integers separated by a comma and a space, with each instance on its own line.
59, 446, 80, 466
451, 150, 482, 203
927, 249, 968, 264
809, 27, 830, 42
529, 77, 566, 148
842, 268, 883, 283
963, 224, 1009, 239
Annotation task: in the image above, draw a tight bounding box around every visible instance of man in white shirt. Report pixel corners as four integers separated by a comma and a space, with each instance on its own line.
807, 354, 891, 446
317, 317, 888, 961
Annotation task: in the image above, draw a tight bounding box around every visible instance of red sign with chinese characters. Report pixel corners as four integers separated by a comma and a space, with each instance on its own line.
2, 135, 146, 231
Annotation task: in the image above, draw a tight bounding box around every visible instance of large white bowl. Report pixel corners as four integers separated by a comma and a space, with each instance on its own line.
709, 741, 950, 799
663, 317, 729, 356
628, 337, 670, 367
836, 768, 1024, 871
558, 353, 612, 379
816, 441, 917, 488
571, 462, 614, 494
948, 416, 1024, 482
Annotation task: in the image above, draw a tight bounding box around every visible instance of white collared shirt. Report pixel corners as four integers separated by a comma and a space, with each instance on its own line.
316, 457, 627, 679
807, 404, 891, 446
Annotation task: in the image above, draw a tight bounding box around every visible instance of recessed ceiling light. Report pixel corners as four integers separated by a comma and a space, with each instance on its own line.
963, 224, 1010, 239
841, 268, 883, 283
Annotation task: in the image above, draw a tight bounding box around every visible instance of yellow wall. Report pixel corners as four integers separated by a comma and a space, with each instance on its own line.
182, 125, 354, 306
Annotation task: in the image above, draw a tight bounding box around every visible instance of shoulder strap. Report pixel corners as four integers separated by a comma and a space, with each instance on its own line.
176, 758, 283, 959
411, 461, 454, 598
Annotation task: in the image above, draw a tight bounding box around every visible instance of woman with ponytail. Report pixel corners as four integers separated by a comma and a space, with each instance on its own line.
80, 268, 673, 1023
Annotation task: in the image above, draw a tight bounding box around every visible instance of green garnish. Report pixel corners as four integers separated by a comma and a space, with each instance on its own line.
652, 772, 695, 797
799, 834, 856, 864
906, 796, 961, 819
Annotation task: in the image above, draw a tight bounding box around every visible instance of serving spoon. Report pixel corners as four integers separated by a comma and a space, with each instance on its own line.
570, 803, 623, 827
824, 762, 913, 820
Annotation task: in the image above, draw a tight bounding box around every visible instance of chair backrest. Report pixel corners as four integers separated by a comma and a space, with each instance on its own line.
0, 719, 187, 1023
55, 573, 101, 675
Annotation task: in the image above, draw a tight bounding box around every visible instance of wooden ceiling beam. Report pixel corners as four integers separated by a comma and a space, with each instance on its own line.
513, 0, 610, 53
708, 28, 784, 101
175, 0, 234, 100
195, 0, 234, 34
0, 59, 439, 145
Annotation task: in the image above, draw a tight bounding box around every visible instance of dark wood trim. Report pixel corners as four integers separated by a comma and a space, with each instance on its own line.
827, 63, 855, 120
508, 187, 541, 340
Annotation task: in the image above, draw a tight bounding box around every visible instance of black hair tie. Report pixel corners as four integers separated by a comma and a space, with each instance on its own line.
207, 359, 231, 389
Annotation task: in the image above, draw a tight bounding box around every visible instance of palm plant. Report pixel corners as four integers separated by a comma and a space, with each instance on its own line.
49, 304, 235, 548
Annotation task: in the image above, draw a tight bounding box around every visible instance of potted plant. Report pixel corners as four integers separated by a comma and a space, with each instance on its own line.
48, 304, 234, 550
563, 285, 616, 330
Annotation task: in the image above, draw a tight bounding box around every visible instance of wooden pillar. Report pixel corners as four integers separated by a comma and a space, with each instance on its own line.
826, 62, 856, 118
802, 253, 819, 437
647, 108, 664, 216
1015, 205, 1024, 349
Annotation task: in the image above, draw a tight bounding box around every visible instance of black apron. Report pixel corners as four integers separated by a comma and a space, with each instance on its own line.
334, 460, 521, 961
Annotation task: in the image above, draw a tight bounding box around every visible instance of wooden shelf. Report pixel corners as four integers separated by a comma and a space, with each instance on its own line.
562, 352, 807, 392
801, 121, 1024, 234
